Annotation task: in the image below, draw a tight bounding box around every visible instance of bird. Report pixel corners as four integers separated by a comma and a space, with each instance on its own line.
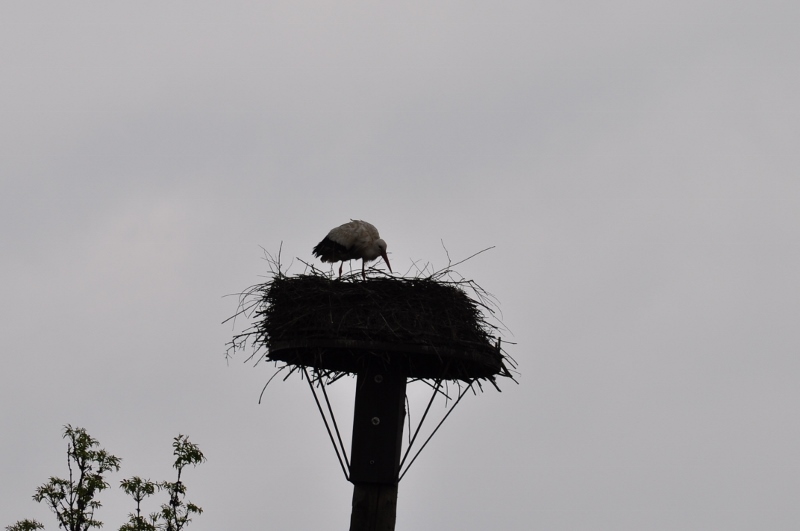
312, 220, 392, 279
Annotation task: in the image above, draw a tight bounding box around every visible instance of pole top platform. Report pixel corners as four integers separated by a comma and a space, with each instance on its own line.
233, 272, 513, 383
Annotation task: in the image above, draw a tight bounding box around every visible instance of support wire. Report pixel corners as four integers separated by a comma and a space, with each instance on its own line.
398, 382, 473, 482
318, 371, 350, 470
398, 379, 442, 471
303, 367, 350, 481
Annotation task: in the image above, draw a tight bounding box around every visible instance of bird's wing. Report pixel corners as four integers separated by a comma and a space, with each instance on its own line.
312, 236, 350, 262
356, 220, 380, 240
327, 220, 376, 247
326, 221, 359, 248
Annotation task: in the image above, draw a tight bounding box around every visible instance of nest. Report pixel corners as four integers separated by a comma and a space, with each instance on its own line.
227, 256, 515, 386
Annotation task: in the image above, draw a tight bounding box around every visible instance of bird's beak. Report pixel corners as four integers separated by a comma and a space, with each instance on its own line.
381, 251, 392, 274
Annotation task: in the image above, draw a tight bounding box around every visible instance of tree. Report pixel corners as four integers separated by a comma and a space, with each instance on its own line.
5, 521, 44, 531
117, 435, 205, 531
7, 427, 205, 531
28, 425, 122, 531
118, 477, 158, 531
156, 435, 206, 531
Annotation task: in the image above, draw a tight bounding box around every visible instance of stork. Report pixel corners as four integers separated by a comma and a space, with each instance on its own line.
312, 220, 392, 280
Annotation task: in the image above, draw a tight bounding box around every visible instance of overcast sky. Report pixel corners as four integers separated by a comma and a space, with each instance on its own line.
2, 2, 800, 530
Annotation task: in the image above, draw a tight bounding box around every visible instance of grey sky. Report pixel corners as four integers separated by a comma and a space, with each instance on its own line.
2, 2, 799, 529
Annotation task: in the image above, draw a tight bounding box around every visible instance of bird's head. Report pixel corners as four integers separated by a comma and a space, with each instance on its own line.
375, 239, 392, 273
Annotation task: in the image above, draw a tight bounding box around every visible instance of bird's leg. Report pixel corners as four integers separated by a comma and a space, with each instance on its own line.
361, 260, 366, 280
339, 262, 343, 278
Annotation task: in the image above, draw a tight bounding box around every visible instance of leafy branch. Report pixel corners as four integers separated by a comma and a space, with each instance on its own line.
7, 428, 205, 531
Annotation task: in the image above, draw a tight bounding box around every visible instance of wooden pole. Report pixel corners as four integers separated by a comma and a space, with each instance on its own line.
350, 483, 399, 531
348, 360, 406, 531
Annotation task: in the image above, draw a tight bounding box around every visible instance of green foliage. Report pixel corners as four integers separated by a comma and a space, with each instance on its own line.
7, 428, 205, 531
118, 477, 158, 531
118, 435, 206, 531
30, 425, 122, 531
156, 435, 206, 531
5, 520, 44, 531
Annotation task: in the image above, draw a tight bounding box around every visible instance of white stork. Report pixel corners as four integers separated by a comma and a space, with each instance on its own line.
312, 220, 392, 279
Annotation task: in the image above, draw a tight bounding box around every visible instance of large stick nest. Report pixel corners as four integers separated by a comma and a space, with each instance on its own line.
226, 252, 516, 386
